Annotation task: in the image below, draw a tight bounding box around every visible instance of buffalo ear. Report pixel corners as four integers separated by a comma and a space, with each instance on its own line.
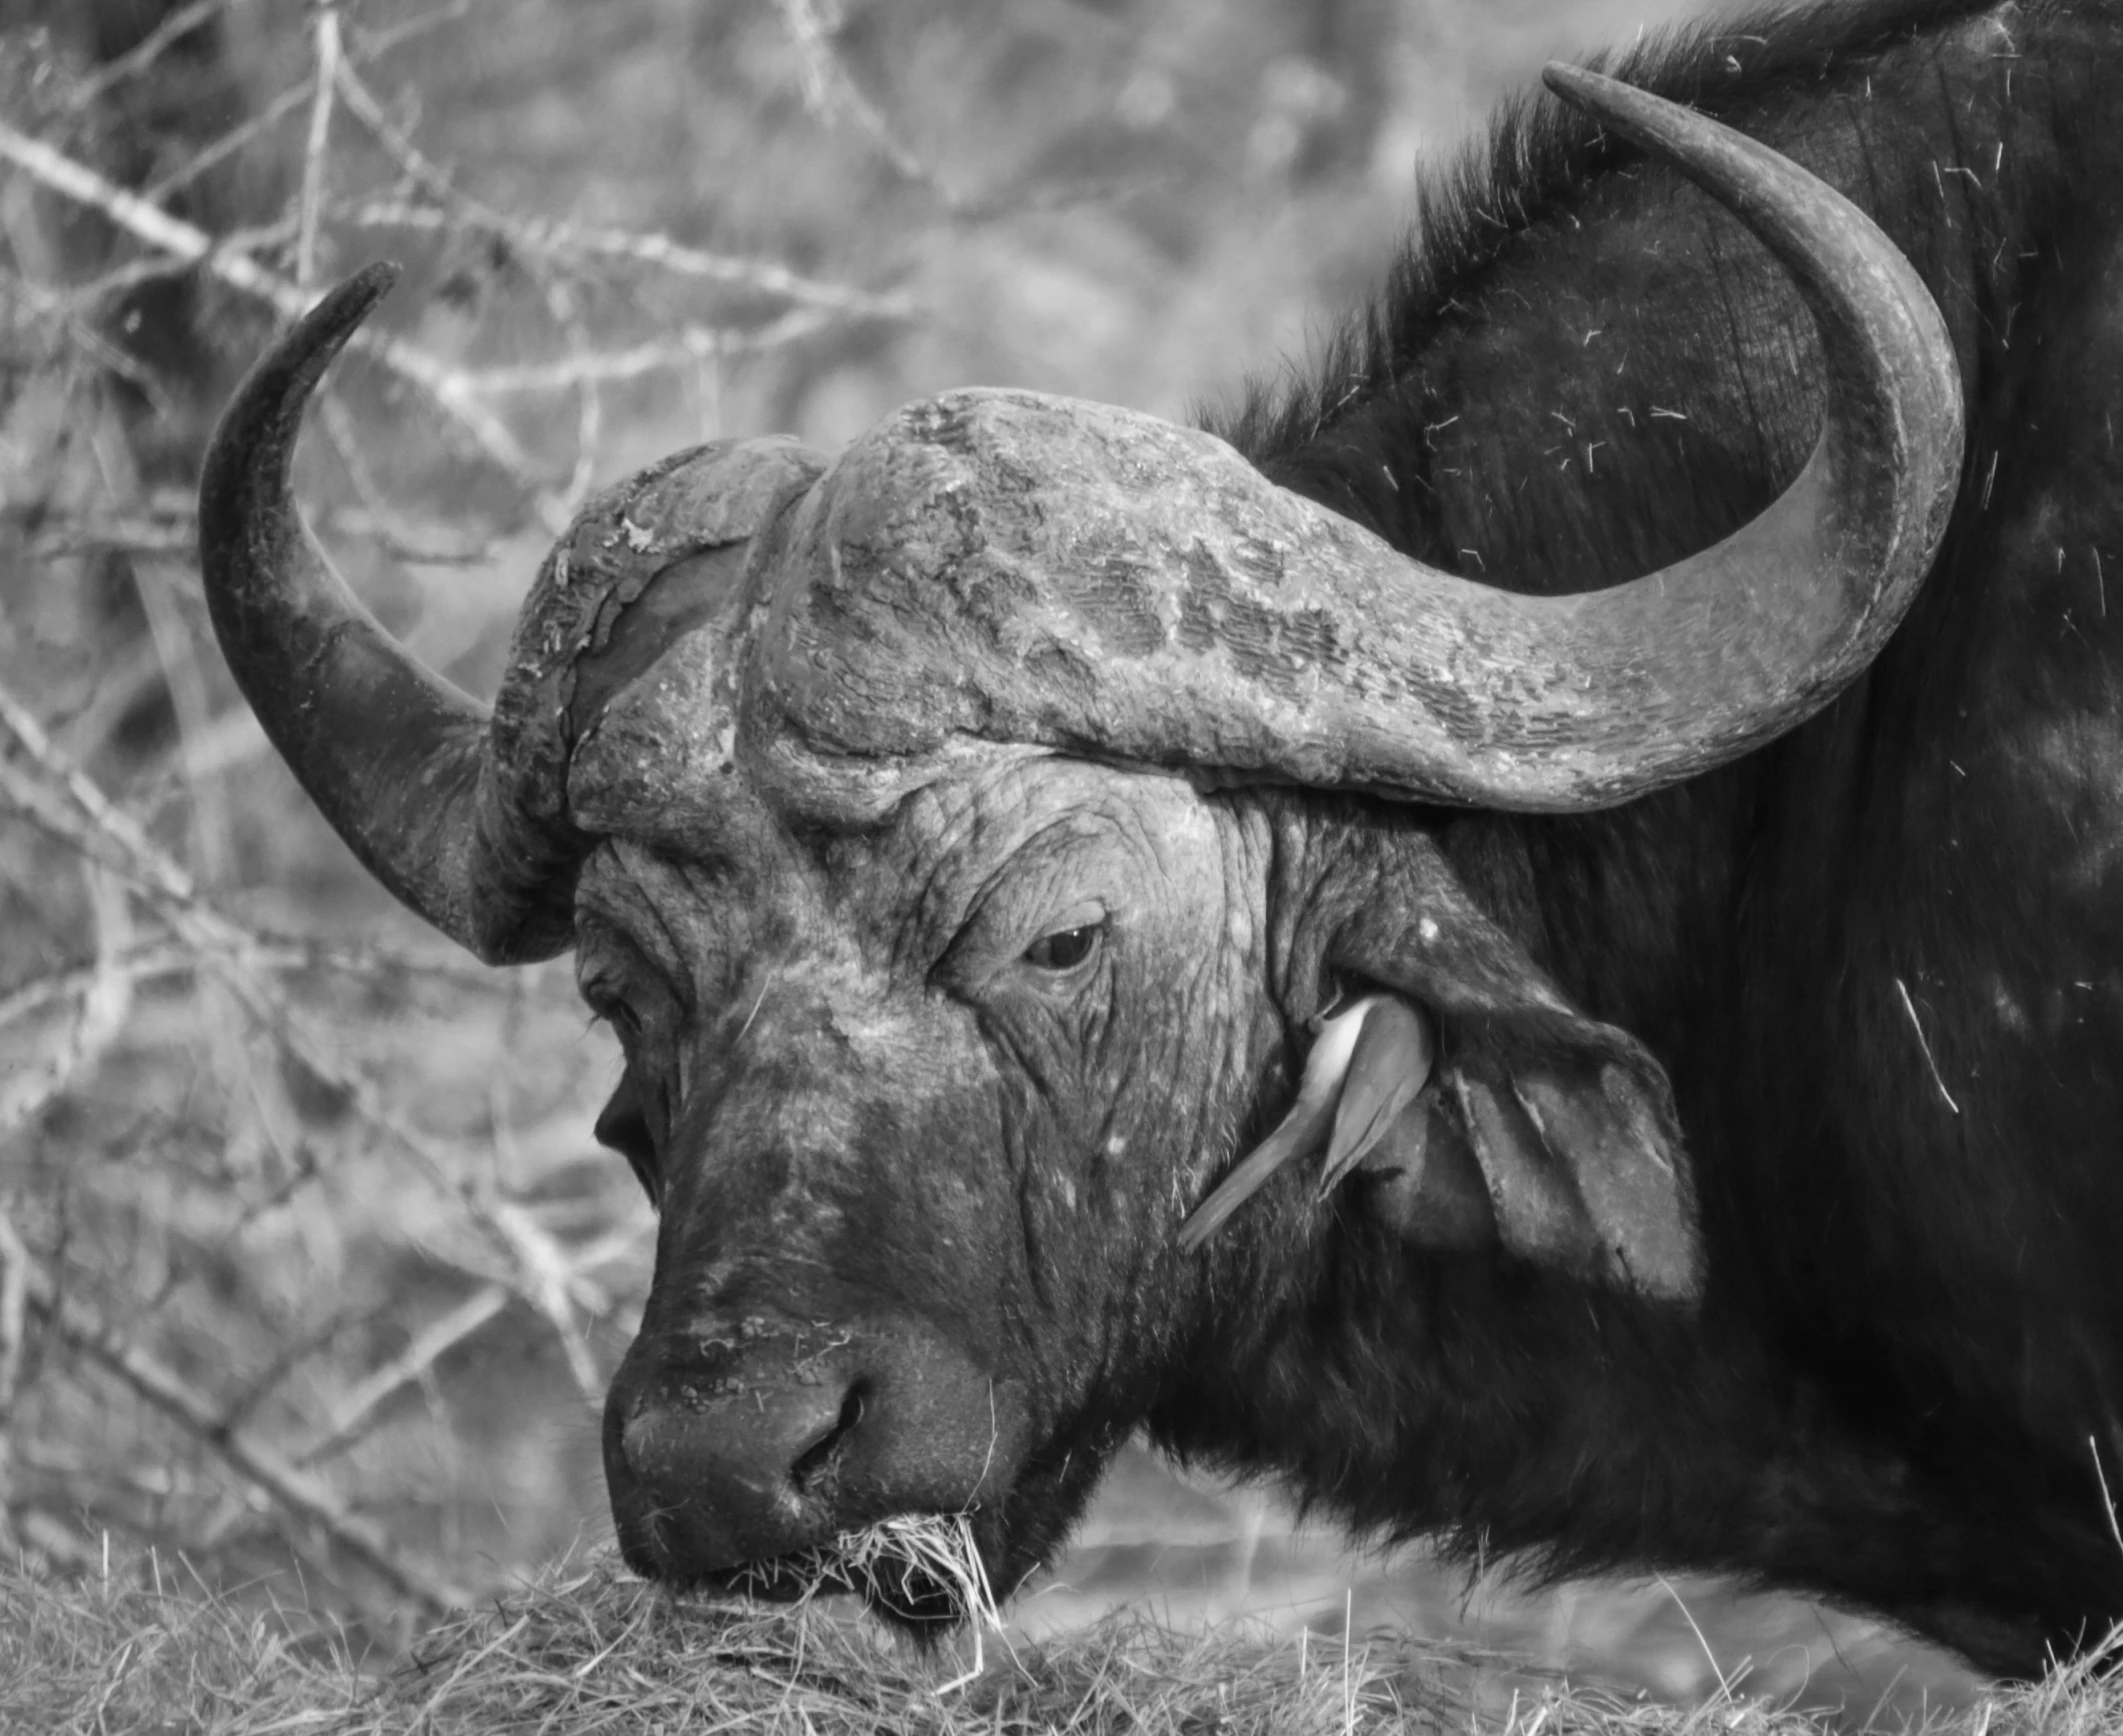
1346, 1051, 1698, 1299
1327, 833, 1703, 1303
1449, 1050, 1698, 1299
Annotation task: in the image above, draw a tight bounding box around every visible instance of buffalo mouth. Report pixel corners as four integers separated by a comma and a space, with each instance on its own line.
612, 1489, 1013, 1633
612, 1426, 1123, 1634
735, 1514, 1001, 1631
638, 1510, 1006, 1634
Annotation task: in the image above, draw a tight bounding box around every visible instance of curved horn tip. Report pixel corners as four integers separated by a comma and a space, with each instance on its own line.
320, 258, 403, 319
200, 261, 403, 520
1540, 61, 1639, 119
292, 260, 403, 372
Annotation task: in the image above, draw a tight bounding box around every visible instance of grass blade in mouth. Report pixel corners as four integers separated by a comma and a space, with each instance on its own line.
812, 1513, 1001, 1634
793, 1512, 1004, 1692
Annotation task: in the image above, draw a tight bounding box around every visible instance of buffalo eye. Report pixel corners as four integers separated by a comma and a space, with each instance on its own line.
583, 976, 644, 1045
1023, 923, 1100, 972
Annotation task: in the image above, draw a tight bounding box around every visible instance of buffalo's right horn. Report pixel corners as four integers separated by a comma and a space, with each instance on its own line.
196, 264, 579, 963
758, 70, 1964, 815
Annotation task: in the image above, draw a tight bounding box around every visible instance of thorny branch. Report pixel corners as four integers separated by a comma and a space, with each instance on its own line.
328, 52, 914, 321
0, 683, 615, 1403
2, 99, 903, 543
21, 1251, 471, 1613
0, 114, 559, 521
0, 935, 481, 1037
0, 671, 641, 1586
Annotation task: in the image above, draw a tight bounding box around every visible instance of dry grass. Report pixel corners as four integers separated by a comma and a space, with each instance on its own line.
6, 1540, 2122, 1736
0, 1538, 1440, 1736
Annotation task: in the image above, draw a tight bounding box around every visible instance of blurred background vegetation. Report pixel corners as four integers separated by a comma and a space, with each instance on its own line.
0, 0, 1978, 1720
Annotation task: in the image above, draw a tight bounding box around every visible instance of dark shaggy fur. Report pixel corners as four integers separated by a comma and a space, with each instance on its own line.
1209, 0, 1996, 489
1165, 0, 2123, 1677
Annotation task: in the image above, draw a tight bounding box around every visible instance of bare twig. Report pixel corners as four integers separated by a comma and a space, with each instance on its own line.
0, 857, 133, 1142
1, 756, 154, 896
531, 213, 916, 319
485, 1109, 601, 1401
0, 1249, 20, 1544
294, 1285, 510, 1468
0, 942, 195, 1034
64, 0, 261, 113
322, 61, 615, 512
27, 518, 197, 561
296, 5, 344, 288
46, 642, 179, 771
141, 77, 315, 206
129, 557, 232, 877
449, 334, 719, 393
0, 1210, 29, 1424
333, 58, 913, 318
0, 798, 487, 1015
54, 217, 297, 311
333, 1084, 612, 1356
449, 308, 834, 394
0, 933, 478, 1040
538, 269, 602, 515
0, 118, 563, 525
773, 0, 955, 203
315, 387, 493, 564
0, 679, 200, 910
215, 1304, 366, 1437
23, 1255, 470, 1612
79, 383, 239, 888
346, 196, 915, 320
6, 271, 178, 408
329, 60, 495, 225
357, 0, 478, 64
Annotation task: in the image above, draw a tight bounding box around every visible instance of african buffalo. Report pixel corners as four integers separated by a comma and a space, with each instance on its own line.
196, 0, 2123, 1678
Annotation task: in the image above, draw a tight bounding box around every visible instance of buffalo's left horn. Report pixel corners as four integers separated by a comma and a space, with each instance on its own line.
196, 264, 578, 962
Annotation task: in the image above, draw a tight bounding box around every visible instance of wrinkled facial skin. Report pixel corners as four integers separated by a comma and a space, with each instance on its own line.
577, 755, 1278, 1610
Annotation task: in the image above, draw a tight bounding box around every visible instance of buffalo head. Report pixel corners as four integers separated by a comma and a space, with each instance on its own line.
195, 71, 1961, 1618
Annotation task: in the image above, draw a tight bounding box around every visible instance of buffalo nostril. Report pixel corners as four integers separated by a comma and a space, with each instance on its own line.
789, 1381, 865, 1494
610, 1369, 868, 1569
